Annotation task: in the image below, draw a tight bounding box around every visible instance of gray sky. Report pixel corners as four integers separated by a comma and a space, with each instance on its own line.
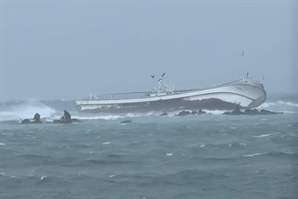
1, 1, 297, 101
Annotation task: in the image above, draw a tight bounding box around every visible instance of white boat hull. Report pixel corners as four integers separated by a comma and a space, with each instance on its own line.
75, 81, 267, 113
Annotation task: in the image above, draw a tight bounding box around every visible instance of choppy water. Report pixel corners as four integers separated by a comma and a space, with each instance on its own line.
0, 94, 297, 199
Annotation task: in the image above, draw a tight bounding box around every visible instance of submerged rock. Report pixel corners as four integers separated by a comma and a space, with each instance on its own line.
223, 111, 244, 115
121, 120, 132, 124
176, 110, 206, 116
224, 108, 283, 115
20, 119, 42, 124
176, 110, 191, 116
52, 118, 81, 124
159, 112, 168, 116
244, 109, 259, 115
259, 109, 283, 115
191, 110, 206, 115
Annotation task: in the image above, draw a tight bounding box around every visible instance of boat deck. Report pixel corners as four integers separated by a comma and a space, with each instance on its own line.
80, 78, 260, 101
84, 90, 186, 101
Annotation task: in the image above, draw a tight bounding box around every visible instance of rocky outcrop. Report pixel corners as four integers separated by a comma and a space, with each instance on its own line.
176, 110, 206, 116
121, 120, 132, 124
159, 112, 168, 116
224, 108, 283, 115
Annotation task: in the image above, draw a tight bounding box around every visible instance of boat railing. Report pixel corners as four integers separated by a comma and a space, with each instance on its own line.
82, 74, 263, 101
216, 75, 263, 87
216, 78, 243, 87
85, 92, 154, 100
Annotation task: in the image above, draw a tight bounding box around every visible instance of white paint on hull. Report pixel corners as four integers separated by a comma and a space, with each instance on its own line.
184, 83, 266, 107
75, 81, 266, 111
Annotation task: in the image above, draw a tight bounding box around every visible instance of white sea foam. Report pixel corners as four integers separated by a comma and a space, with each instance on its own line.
202, 109, 227, 115
252, 134, 272, 138
72, 115, 125, 120
261, 102, 275, 108
243, 152, 267, 157
259, 101, 298, 113
252, 132, 280, 138
277, 101, 298, 107
0, 100, 56, 121
1, 99, 296, 122
103, 142, 110, 145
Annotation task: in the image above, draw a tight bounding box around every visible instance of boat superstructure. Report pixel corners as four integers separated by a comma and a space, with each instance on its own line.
75, 73, 267, 113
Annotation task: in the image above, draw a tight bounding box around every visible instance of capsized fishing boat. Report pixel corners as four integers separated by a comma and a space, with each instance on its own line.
75, 73, 267, 113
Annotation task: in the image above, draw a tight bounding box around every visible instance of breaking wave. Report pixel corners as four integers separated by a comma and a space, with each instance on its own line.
259, 100, 297, 113
0, 98, 296, 122
0, 100, 57, 122
0, 100, 152, 122
262, 101, 298, 108
277, 101, 298, 107
202, 110, 227, 115
67, 113, 143, 121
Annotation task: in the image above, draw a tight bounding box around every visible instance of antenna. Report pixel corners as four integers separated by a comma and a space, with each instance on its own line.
156, 72, 172, 93
173, 67, 176, 91
158, 72, 166, 82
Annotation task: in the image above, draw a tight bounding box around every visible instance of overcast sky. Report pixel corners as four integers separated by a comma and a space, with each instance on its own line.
1, 0, 297, 101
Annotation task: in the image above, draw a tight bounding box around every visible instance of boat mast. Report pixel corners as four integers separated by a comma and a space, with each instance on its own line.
157, 73, 172, 93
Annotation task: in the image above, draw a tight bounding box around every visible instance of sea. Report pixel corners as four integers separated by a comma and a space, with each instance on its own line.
0, 93, 297, 199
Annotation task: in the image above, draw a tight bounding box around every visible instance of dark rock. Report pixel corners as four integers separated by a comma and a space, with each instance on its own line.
121, 120, 132, 124
259, 109, 283, 115
244, 109, 259, 115
224, 108, 283, 116
20, 119, 42, 124
21, 119, 30, 124
160, 112, 168, 116
191, 110, 206, 115
223, 104, 245, 115
191, 111, 199, 115
176, 110, 191, 116
53, 118, 81, 124
223, 111, 244, 115
176, 109, 206, 116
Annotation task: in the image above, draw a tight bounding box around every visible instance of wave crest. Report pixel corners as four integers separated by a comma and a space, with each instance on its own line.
0, 101, 56, 121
